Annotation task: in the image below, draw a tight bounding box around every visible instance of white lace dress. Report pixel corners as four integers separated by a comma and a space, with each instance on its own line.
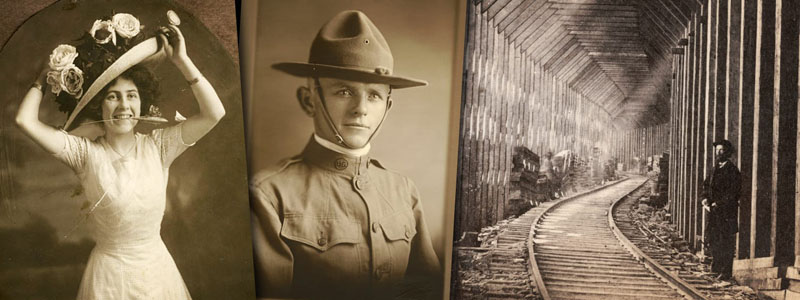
55, 125, 194, 299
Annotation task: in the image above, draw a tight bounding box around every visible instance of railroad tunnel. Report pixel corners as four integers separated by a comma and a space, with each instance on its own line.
453, 0, 800, 297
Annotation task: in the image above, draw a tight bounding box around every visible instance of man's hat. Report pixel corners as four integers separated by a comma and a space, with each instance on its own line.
713, 139, 735, 153
272, 10, 427, 89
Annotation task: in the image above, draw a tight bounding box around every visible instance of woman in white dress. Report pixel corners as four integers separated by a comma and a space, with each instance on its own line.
14, 12, 225, 299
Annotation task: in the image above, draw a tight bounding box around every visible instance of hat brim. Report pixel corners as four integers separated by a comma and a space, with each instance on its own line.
273, 62, 427, 89
64, 37, 164, 131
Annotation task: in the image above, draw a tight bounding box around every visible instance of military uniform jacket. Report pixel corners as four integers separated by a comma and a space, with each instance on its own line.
250, 138, 441, 299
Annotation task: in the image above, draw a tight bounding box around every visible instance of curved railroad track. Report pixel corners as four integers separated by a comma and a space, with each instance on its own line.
527, 176, 708, 300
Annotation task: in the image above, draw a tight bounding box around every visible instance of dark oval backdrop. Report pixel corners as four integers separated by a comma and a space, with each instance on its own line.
0, 0, 254, 299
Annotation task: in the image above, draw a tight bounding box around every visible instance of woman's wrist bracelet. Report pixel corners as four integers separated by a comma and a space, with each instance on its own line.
31, 82, 43, 91
187, 76, 202, 86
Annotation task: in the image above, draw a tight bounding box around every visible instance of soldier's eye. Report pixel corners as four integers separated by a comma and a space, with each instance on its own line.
336, 89, 353, 97
369, 93, 384, 101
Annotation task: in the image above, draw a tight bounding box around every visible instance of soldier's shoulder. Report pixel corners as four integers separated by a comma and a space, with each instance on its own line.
250, 155, 304, 187
369, 157, 417, 184
369, 157, 405, 177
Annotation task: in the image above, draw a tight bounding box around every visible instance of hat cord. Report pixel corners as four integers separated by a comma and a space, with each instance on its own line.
313, 78, 390, 150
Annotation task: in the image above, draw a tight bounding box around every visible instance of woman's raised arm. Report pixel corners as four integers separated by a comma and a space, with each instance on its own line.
158, 25, 226, 145
15, 68, 66, 154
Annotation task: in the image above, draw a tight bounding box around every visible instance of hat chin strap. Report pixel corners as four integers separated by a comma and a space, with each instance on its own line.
314, 78, 391, 150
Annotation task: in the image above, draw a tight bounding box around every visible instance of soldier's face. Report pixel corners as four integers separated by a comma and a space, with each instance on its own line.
313, 78, 391, 148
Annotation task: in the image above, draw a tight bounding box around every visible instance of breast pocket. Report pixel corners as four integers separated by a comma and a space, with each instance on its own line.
380, 213, 417, 243
280, 217, 365, 279
378, 212, 418, 279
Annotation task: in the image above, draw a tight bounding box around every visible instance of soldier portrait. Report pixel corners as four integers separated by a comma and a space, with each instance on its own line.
241, 1, 463, 298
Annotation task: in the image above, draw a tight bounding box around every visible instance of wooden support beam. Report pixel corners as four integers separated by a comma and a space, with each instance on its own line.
772, 0, 798, 265
726, 0, 742, 143
497, 0, 543, 32
750, 0, 776, 259
736, 0, 756, 260
509, 1, 555, 44
712, 0, 728, 148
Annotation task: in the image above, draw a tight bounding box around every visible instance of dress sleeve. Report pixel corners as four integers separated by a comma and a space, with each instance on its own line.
250, 180, 294, 298
403, 178, 443, 299
150, 124, 196, 167
52, 130, 89, 173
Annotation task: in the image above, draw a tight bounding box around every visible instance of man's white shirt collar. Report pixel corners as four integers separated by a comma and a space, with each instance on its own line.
314, 134, 371, 157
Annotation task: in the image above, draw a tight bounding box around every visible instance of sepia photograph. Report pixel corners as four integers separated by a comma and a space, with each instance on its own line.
241, 0, 464, 299
0, 0, 254, 299
451, 0, 800, 300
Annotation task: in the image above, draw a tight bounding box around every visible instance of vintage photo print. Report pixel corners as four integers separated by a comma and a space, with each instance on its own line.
450, 0, 800, 299
0, 0, 254, 298
241, 0, 463, 298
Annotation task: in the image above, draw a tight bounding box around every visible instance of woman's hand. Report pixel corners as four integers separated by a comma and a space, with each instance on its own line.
35, 65, 49, 87
158, 25, 189, 67
157, 23, 226, 146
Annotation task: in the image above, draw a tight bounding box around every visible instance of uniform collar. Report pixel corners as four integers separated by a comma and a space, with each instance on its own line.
313, 133, 371, 157
302, 136, 370, 176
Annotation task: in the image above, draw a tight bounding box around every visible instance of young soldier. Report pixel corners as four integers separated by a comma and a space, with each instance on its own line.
249, 10, 441, 299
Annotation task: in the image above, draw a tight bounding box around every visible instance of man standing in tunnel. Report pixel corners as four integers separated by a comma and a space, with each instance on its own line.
701, 139, 741, 280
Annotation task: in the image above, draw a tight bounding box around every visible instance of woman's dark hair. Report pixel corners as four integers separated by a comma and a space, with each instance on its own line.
85, 65, 160, 121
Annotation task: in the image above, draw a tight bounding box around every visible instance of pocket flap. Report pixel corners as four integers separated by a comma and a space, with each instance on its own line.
380, 213, 417, 242
281, 217, 361, 251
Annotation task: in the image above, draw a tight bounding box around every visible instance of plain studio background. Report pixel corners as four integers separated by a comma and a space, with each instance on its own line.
241, 0, 464, 284
0, 0, 254, 299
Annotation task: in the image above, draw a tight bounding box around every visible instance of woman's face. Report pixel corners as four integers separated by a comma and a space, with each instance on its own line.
101, 77, 141, 135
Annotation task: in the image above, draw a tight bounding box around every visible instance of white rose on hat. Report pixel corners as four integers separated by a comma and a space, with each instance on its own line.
112, 13, 141, 39
60, 65, 85, 98
48, 44, 79, 71
46, 70, 63, 94
90, 19, 117, 45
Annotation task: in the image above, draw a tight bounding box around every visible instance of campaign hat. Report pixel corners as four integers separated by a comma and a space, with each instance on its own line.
272, 10, 427, 89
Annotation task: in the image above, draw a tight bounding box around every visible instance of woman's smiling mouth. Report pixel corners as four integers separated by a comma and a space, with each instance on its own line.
113, 113, 134, 120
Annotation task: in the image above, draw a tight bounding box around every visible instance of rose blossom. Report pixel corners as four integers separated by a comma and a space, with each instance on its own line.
59, 64, 84, 98
89, 20, 117, 45
112, 13, 140, 39
48, 44, 78, 71
46, 70, 62, 94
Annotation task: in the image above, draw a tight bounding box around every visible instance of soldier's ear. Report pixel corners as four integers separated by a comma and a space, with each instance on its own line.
387, 98, 393, 111
297, 86, 315, 117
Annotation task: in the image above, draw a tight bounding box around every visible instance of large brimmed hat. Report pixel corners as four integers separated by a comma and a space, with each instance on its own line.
272, 10, 427, 89
46, 12, 171, 131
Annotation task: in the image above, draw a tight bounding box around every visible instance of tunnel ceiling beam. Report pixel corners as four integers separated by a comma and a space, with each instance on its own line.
479, 0, 700, 128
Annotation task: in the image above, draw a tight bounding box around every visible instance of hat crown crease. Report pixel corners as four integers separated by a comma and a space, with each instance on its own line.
309, 11, 393, 73
272, 10, 427, 89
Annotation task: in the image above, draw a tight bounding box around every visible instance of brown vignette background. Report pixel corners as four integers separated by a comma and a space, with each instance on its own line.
238, 0, 467, 297
0, 0, 254, 299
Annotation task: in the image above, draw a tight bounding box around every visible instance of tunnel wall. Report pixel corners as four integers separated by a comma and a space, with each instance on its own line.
666, 0, 799, 296
609, 124, 670, 173
454, 1, 616, 237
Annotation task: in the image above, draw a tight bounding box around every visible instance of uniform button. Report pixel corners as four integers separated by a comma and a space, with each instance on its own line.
334, 158, 348, 170
404, 228, 412, 239
353, 176, 368, 190
317, 237, 327, 246
371, 222, 380, 233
